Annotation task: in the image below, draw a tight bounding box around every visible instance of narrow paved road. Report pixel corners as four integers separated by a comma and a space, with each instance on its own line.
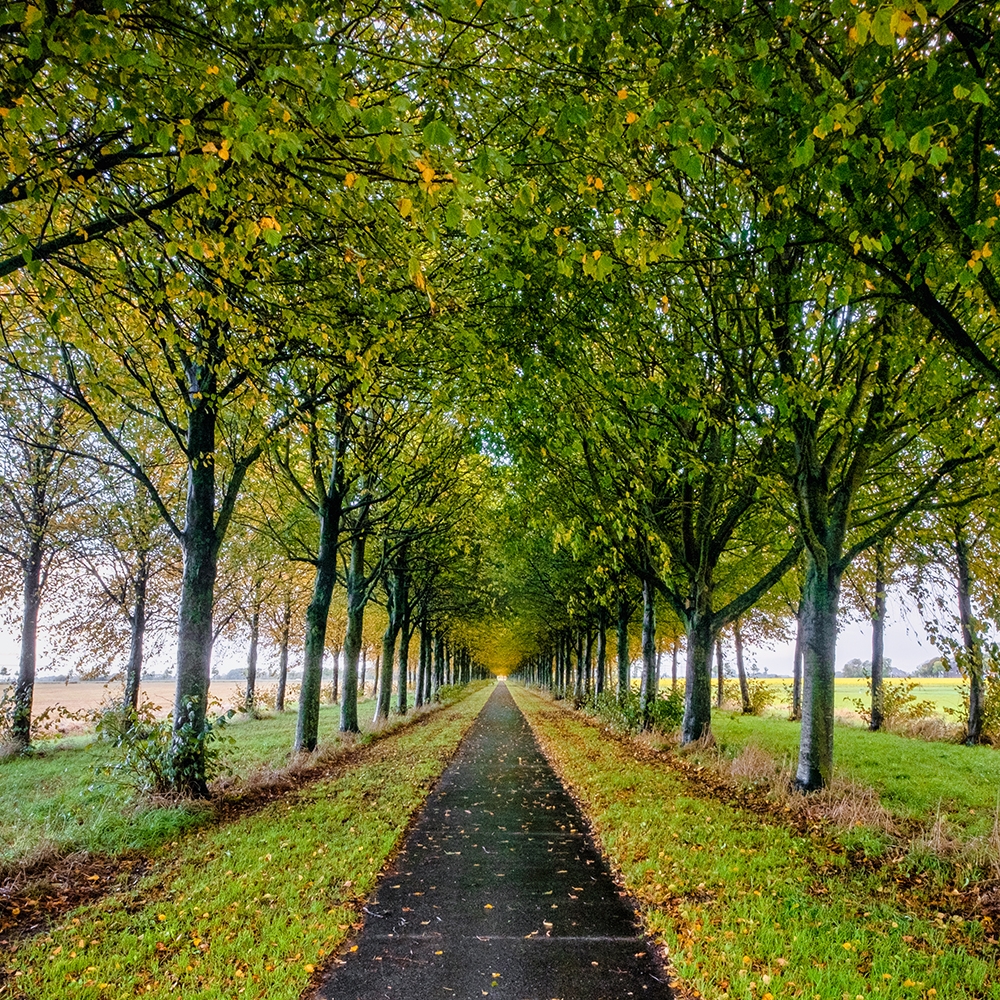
317, 681, 673, 1000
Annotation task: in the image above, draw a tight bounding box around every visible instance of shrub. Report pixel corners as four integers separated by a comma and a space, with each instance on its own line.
593, 687, 683, 735
850, 677, 937, 729
95, 697, 234, 796
721, 678, 779, 715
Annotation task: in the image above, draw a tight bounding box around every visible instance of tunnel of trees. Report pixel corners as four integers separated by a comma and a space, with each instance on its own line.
1, 0, 999, 794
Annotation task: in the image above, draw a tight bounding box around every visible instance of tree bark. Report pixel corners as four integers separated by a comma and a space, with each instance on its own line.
123, 551, 149, 713
433, 632, 445, 701
295, 411, 347, 750
595, 609, 607, 698
869, 539, 887, 732
616, 598, 631, 703
640, 575, 657, 729
680, 608, 714, 744
790, 604, 803, 721
170, 402, 220, 796
397, 601, 412, 714
244, 586, 260, 714
715, 640, 724, 708
339, 529, 367, 733
955, 522, 985, 745
734, 619, 752, 714
10, 541, 44, 747
375, 571, 404, 723
276, 594, 291, 712
794, 552, 842, 792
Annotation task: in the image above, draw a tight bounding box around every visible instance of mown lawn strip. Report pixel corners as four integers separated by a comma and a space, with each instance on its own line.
0, 684, 492, 1000
511, 686, 999, 1000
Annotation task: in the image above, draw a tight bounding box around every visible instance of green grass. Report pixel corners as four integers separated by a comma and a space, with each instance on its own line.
709, 712, 1000, 838
1, 684, 493, 1000
511, 686, 1000, 1000
0, 696, 386, 870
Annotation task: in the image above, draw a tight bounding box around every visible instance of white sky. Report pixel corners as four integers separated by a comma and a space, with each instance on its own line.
0, 592, 945, 681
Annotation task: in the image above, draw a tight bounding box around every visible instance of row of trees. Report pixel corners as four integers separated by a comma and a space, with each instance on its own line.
1, 1, 999, 793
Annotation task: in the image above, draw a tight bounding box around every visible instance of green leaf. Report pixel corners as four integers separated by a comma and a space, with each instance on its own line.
928, 144, 948, 168
465, 218, 483, 238
970, 83, 991, 106
422, 119, 453, 146
872, 7, 894, 46
791, 137, 815, 167
908, 127, 932, 157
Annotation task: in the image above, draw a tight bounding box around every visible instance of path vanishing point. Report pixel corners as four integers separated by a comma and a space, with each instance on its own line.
316, 680, 674, 1000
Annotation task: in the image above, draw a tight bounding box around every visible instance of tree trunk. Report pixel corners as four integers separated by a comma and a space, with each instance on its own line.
415, 623, 427, 709
375, 574, 403, 723
640, 575, 657, 729
680, 608, 714, 744
295, 413, 347, 750
715, 640, 724, 708
595, 609, 607, 698
276, 594, 291, 712
244, 587, 260, 714
10, 542, 44, 748
794, 552, 842, 791
339, 530, 367, 733
671, 640, 678, 691
616, 598, 631, 703
869, 539, 887, 732
790, 604, 803, 721
397, 602, 412, 714
123, 551, 149, 713
734, 619, 752, 714
171, 403, 220, 796
573, 630, 584, 702
331, 648, 340, 704
955, 522, 985, 745
433, 632, 445, 701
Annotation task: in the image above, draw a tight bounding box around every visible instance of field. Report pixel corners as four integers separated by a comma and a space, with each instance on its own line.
1, 679, 347, 735
672, 675, 969, 720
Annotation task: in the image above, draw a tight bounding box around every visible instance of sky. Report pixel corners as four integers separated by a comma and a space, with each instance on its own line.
0, 591, 945, 682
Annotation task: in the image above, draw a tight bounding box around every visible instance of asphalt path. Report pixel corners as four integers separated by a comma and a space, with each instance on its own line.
316, 680, 673, 1000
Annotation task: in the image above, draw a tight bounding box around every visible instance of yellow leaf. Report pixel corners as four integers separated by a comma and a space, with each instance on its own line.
593, 177, 604, 191
617, 88, 628, 99
345, 172, 358, 188
350, 945, 358, 953
626, 111, 639, 124
434, 950, 443, 955
304, 964, 315, 973
484, 903, 493, 909
399, 198, 413, 218
890, 9, 913, 35
206, 65, 220, 75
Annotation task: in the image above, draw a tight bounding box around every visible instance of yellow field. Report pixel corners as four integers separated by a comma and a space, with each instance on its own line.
1, 680, 283, 733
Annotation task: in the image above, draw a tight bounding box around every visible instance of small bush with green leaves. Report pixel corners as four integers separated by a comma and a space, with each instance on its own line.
593, 687, 683, 734
96, 697, 235, 796
722, 677, 779, 715
850, 676, 937, 728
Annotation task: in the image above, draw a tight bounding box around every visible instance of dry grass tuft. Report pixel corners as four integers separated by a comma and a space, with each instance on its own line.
727, 742, 784, 784
810, 780, 898, 835
887, 716, 963, 742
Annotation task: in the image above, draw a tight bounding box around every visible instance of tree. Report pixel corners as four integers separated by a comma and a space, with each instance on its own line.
0, 368, 82, 746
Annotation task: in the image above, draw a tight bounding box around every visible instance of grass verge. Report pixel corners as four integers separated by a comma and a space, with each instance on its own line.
708, 712, 1000, 843
510, 685, 999, 1000
0, 699, 382, 871
0, 683, 493, 1000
